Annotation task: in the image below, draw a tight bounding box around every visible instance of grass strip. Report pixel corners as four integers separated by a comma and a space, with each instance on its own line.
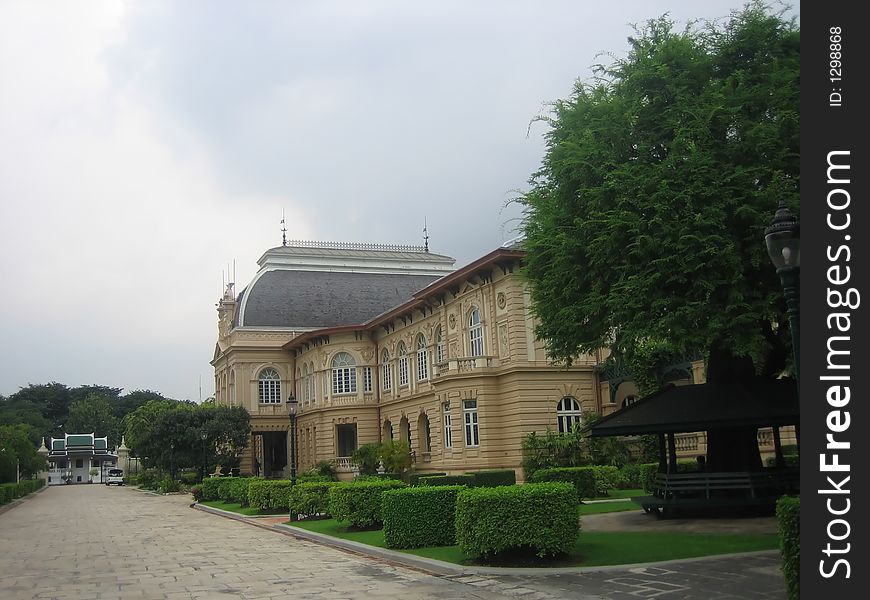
200, 500, 279, 516
287, 518, 778, 567
579, 500, 641, 515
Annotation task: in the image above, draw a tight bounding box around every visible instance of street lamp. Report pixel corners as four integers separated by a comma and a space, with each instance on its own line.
200, 432, 208, 482
765, 200, 800, 383
169, 441, 175, 481
286, 393, 298, 486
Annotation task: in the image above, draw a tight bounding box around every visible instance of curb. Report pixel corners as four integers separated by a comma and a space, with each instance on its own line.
190, 502, 781, 577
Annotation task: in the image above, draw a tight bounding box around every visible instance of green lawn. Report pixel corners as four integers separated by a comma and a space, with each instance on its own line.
592, 488, 644, 499
287, 518, 779, 567
200, 500, 283, 516
579, 500, 642, 515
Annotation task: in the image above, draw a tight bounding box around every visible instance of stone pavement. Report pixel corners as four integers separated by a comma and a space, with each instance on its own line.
0, 485, 786, 599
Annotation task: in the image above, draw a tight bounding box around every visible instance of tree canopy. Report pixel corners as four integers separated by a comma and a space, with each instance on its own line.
520, 4, 799, 380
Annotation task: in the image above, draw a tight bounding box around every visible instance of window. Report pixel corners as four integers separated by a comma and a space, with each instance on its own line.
383, 419, 393, 441
418, 413, 431, 453
442, 402, 452, 449
463, 400, 479, 447
398, 342, 409, 387
557, 396, 583, 433
307, 363, 315, 403
416, 334, 428, 381
622, 395, 638, 409
363, 366, 372, 392
76, 459, 83, 468
300, 364, 308, 402
382, 349, 392, 391
435, 326, 444, 363
331, 352, 357, 395
258, 367, 281, 404
469, 308, 484, 357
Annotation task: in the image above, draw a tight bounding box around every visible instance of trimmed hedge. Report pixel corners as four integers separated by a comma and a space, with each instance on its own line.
777, 496, 799, 600
409, 472, 446, 486
530, 467, 596, 499
419, 474, 475, 487
0, 479, 45, 503
200, 477, 223, 501
455, 482, 578, 558
218, 477, 252, 506
467, 469, 516, 487
328, 480, 406, 528
288, 481, 343, 519
248, 479, 294, 511
382, 485, 464, 548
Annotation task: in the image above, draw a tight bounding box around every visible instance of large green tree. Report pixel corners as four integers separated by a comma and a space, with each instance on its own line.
520, 5, 798, 470
65, 394, 122, 446
0, 424, 47, 481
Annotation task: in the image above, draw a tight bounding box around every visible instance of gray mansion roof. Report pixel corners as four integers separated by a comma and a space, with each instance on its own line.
233, 242, 456, 329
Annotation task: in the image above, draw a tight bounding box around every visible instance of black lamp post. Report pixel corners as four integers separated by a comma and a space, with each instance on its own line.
200, 432, 207, 482
765, 201, 800, 384
287, 393, 298, 486
169, 441, 175, 481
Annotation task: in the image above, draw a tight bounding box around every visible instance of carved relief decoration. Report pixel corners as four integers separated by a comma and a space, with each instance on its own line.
496, 292, 506, 310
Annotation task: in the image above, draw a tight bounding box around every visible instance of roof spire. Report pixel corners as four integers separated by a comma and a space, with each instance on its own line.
422, 217, 429, 253
281, 209, 287, 247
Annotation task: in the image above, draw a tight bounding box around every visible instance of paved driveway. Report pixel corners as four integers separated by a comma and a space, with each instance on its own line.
0, 486, 786, 599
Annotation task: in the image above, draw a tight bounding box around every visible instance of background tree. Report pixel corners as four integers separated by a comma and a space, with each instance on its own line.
520, 4, 798, 470
0, 424, 47, 481
66, 394, 122, 446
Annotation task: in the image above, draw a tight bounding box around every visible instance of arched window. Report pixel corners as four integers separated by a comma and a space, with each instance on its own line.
399, 415, 411, 447
416, 334, 428, 381
556, 396, 583, 433
417, 413, 431, 453
307, 363, 316, 403
622, 395, 638, 409
331, 352, 357, 395
382, 349, 392, 391
469, 308, 484, 357
397, 341, 409, 387
435, 326, 444, 363
258, 367, 281, 404
382, 419, 393, 442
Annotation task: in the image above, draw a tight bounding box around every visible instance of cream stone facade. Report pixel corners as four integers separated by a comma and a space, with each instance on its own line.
212, 241, 789, 481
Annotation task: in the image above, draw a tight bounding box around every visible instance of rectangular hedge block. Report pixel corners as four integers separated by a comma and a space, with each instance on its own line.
328, 480, 406, 528
409, 472, 446, 486
777, 496, 799, 600
382, 485, 464, 548
467, 469, 517, 487
455, 482, 578, 558
418, 474, 474, 487
200, 477, 223, 502
248, 479, 294, 511
289, 481, 343, 519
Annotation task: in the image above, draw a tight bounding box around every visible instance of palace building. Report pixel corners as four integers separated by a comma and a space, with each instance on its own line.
213, 239, 788, 480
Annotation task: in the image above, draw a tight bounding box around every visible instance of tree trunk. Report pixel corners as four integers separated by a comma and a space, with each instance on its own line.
703, 345, 763, 472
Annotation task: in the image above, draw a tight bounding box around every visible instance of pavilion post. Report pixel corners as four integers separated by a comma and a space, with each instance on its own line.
667, 432, 678, 472
657, 433, 667, 472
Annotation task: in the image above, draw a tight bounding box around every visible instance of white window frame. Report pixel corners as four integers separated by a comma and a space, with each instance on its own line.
469, 308, 484, 357
556, 396, 583, 433
442, 402, 452, 449
463, 399, 479, 447
382, 350, 392, 391
398, 342, 409, 387
416, 334, 428, 381
363, 366, 372, 393
258, 367, 282, 404
331, 352, 357, 395
435, 326, 444, 363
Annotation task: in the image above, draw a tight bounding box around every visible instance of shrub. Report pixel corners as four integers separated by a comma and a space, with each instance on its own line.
640, 463, 660, 493
409, 472, 446, 486
455, 482, 578, 558
351, 443, 382, 475
777, 496, 799, 600
379, 441, 412, 474
297, 472, 333, 484
289, 481, 342, 519
328, 480, 406, 528
521, 427, 584, 481
617, 463, 645, 489
200, 477, 223, 501
766, 455, 800, 468
467, 469, 517, 487
589, 465, 620, 496
138, 469, 162, 490
158, 477, 180, 494
530, 467, 596, 500
309, 461, 338, 480
382, 485, 464, 548
418, 474, 474, 487
190, 485, 203, 502
248, 479, 294, 511
180, 471, 199, 485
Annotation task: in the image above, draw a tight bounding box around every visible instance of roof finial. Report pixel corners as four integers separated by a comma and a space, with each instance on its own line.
422, 217, 429, 253
281, 209, 287, 247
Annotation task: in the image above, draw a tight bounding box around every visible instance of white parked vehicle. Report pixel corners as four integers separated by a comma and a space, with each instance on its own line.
105, 468, 124, 486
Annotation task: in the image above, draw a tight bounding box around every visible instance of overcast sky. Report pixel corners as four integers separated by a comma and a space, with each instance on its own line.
0, 1, 794, 402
